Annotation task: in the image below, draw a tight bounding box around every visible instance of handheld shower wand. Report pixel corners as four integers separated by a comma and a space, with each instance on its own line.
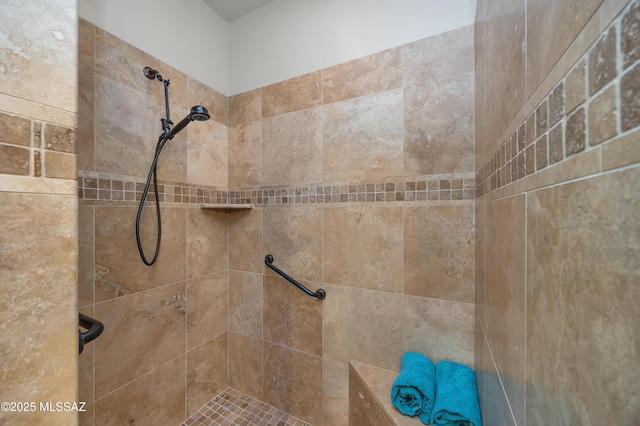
136, 66, 211, 266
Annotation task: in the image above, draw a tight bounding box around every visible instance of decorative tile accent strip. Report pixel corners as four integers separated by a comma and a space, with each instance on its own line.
77, 175, 228, 204
77, 173, 475, 205
0, 111, 77, 178
180, 387, 311, 426
476, 1, 640, 197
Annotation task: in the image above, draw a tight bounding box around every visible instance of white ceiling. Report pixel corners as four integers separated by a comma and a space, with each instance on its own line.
202, 0, 276, 22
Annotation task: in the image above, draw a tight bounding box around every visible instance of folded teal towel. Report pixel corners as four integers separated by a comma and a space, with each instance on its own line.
390, 352, 435, 424
431, 360, 482, 426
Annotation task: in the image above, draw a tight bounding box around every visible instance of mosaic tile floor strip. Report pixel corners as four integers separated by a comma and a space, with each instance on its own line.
180, 388, 312, 426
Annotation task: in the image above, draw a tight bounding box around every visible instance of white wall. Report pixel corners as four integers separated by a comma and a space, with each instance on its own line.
79, 0, 230, 94
78, 0, 477, 96
229, 0, 477, 94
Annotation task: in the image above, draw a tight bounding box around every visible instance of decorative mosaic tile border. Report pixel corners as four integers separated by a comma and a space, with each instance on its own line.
181, 387, 311, 426
476, 1, 640, 197
78, 174, 475, 205
77, 176, 228, 204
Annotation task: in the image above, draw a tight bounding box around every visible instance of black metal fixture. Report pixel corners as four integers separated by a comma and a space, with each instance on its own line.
79, 313, 104, 354
264, 254, 326, 299
136, 66, 211, 266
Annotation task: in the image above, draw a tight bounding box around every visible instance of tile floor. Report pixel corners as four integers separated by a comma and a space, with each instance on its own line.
180, 388, 312, 426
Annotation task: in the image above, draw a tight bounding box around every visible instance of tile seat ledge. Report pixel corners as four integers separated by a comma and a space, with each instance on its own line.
349, 361, 429, 426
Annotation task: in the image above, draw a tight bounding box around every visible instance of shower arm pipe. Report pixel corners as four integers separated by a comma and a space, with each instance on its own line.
264, 255, 326, 300
161, 78, 172, 136
144, 66, 172, 136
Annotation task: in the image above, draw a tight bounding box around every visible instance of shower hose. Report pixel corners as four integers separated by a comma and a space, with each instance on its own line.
135, 134, 169, 266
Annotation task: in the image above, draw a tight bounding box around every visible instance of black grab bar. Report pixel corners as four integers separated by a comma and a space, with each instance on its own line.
264, 254, 326, 300
79, 313, 104, 354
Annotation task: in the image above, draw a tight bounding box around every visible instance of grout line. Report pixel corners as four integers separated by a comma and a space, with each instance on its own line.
480, 321, 519, 426
523, 192, 528, 426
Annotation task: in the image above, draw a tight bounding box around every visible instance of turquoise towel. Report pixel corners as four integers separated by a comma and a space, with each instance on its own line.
431, 360, 482, 426
390, 352, 435, 425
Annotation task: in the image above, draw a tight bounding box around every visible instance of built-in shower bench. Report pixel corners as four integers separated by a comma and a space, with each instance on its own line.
349, 361, 428, 426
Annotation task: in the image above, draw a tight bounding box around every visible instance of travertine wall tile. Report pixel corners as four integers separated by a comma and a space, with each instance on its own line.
186, 272, 228, 349
404, 73, 475, 175
548, 82, 565, 128
187, 119, 228, 187
229, 120, 262, 187
485, 195, 526, 425
45, 151, 76, 180
94, 206, 186, 301
262, 71, 321, 117
94, 282, 186, 398
479, 0, 640, 424
404, 205, 475, 302
263, 275, 322, 356
565, 59, 587, 113
229, 332, 263, 401
78, 18, 95, 72
323, 90, 403, 181
403, 296, 475, 366
323, 285, 403, 370
263, 342, 323, 425
589, 83, 618, 145
348, 364, 395, 426
323, 360, 349, 426
621, 1, 640, 67
323, 206, 403, 292
0, 0, 78, 113
526, 168, 640, 425
481, 340, 518, 426
186, 206, 228, 279
602, 128, 640, 170
0, 144, 30, 175
0, 112, 30, 146
565, 107, 586, 155
262, 107, 322, 185
527, 0, 602, 97
94, 74, 187, 180
229, 271, 263, 338
0, 192, 78, 426
95, 356, 185, 425
1, 6, 78, 419
263, 207, 323, 283
229, 209, 263, 273
403, 25, 475, 86
78, 17, 482, 426
77, 68, 95, 171
588, 25, 618, 95
188, 77, 227, 125
186, 333, 229, 414
77, 20, 230, 426
95, 27, 187, 106
78, 206, 95, 308
44, 123, 76, 153
322, 47, 402, 104
621, 61, 640, 130
229, 88, 261, 126
485, 0, 526, 149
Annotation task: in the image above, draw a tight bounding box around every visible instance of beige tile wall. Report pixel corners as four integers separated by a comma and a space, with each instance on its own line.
77, 19, 230, 425
75, 17, 478, 426
228, 25, 477, 425
0, 1, 79, 425
475, 0, 640, 424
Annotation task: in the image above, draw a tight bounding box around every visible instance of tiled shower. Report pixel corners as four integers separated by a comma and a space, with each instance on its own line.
0, 1, 638, 426
75, 16, 476, 424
